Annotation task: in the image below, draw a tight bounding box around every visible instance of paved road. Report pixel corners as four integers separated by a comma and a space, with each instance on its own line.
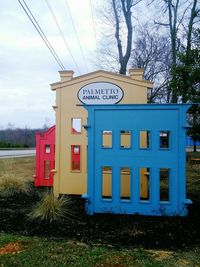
0, 149, 36, 159
0, 147, 198, 159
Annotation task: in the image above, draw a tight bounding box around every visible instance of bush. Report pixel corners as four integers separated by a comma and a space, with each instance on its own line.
28, 193, 71, 224
0, 174, 30, 197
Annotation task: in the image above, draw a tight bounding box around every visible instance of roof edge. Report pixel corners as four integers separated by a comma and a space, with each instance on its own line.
50, 70, 153, 90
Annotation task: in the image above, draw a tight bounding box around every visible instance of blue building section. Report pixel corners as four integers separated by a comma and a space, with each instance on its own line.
82, 104, 192, 216
186, 136, 200, 147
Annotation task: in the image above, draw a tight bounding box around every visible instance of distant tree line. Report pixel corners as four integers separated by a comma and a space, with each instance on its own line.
0, 127, 44, 148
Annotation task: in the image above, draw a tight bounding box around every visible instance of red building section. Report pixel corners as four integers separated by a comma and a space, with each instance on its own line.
34, 125, 55, 187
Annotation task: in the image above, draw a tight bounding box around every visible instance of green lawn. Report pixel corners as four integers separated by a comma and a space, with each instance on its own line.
0, 233, 200, 267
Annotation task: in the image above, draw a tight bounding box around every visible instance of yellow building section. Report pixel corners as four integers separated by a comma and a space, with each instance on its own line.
51, 69, 153, 197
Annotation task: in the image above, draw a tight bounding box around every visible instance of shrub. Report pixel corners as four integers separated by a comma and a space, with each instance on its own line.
0, 174, 30, 197
28, 193, 71, 223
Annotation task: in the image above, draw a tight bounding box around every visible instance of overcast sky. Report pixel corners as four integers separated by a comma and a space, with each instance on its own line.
0, 0, 104, 129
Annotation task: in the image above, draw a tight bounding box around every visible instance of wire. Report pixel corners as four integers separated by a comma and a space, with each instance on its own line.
45, 0, 81, 75
89, 0, 100, 68
17, 0, 65, 70
64, 0, 89, 72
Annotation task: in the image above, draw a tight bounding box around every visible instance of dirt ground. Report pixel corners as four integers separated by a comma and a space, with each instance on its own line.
0, 156, 199, 250
0, 192, 199, 250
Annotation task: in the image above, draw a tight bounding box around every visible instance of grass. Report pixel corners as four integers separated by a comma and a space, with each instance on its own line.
0, 174, 30, 197
0, 157, 35, 182
0, 154, 200, 266
28, 192, 72, 223
0, 232, 200, 267
0, 157, 33, 197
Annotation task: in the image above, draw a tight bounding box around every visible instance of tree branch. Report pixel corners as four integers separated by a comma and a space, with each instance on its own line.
112, 0, 123, 66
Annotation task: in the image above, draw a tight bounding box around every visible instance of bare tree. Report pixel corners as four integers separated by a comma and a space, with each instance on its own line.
97, 0, 142, 74
186, 0, 199, 54
131, 24, 171, 103
152, 0, 181, 102
151, 0, 200, 102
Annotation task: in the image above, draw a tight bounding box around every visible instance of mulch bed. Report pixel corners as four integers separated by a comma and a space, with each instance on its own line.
0, 189, 199, 250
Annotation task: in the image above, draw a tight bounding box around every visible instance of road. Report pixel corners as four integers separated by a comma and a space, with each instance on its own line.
0, 148, 198, 159
0, 149, 36, 159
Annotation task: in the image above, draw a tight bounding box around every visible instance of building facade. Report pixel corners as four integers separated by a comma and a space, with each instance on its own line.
51, 69, 152, 197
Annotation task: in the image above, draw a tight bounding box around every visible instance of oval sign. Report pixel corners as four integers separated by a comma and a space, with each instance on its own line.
78, 82, 124, 105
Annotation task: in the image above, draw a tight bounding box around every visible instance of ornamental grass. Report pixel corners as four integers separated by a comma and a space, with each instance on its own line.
28, 192, 71, 223
0, 174, 30, 197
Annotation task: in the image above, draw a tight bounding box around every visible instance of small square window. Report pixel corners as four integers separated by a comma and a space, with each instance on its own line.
140, 168, 150, 201
140, 131, 150, 149
160, 131, 170, 148
120, 167, 131, 200
102, 131, 112, 148
120, 130, 131, 148
102, 166, 112, 199
72, 118, 81, 134
44, 160, 50, 179
160, 168, 170, 201
73, 146, 80, 154
71, 145, 81, 171
45, 145, 51, 154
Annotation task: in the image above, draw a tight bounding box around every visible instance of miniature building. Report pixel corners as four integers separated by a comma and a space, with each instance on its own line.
34, 126, 55, 187
35, 68, 192, 216
83, 104, 192, 216
50, 69, 152, 197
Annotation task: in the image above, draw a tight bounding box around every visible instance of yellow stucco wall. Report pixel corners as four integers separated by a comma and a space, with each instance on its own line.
51, 69, 152, 196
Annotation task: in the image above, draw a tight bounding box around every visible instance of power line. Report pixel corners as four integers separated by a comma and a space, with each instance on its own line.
45, 0, 81, 75
64, 0, 89, 72
17, 0, 65, 70
89, 0, 100, 68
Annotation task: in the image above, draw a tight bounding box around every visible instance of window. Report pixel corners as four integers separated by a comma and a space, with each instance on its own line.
140, 168, 150, 201
71, 145, 81, 171
45, 144, 50, 154
102, 166, 112, 199
120, 130, 131, 148
71, 118, 81, 134
44, 160, 50, 179
140, 131, 150, 149
160, 168, 170, 201
160, 131, 170, 148
120, 167, 131, 200
102, 131, 112, 148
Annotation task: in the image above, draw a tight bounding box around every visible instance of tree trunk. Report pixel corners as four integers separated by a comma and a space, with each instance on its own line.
193, 138, 197, 152
168, 0, 179, 103
186, 0, 198, 55
112, 0, 133, 75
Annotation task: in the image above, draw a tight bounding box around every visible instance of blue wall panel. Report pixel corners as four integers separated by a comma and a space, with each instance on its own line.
83, 104, 192, 216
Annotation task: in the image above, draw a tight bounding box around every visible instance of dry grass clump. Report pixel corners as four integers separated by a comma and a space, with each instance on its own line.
0, 159, 31, 197
28, 193, 71, 223
0, 174, 30, 197
0, 157, 35, 182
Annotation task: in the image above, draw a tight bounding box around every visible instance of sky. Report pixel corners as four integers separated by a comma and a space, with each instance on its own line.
0, 0, 103, 129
